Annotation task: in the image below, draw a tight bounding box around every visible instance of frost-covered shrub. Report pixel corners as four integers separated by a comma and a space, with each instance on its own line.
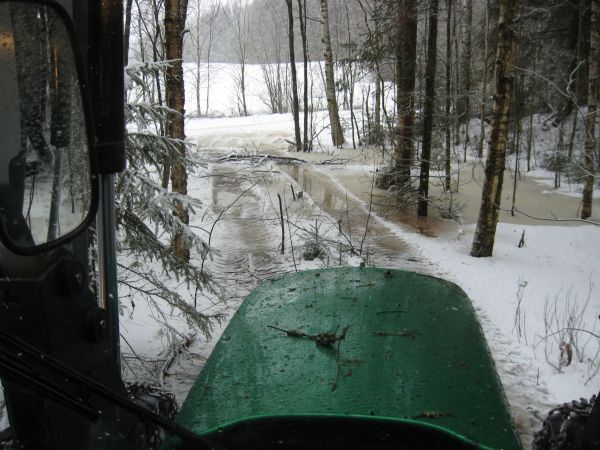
541, 151, 570, 174
375, 166, 395, 190
302, 240, 328, 261
301, 220, 329, 261
114, 62, 223, 337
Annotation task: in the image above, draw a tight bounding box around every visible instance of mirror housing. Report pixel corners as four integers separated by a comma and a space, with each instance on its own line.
0, 0, 98, 255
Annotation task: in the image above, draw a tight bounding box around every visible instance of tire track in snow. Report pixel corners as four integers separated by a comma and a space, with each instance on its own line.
280, 164, 431, 274
205, 162, 285, 305
166, 159, 290, 400
474, 307, 553, 448
175, 127, 545, 448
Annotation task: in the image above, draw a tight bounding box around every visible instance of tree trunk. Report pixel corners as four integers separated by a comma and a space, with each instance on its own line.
374, 65, 382, 143
195, 0, 201, 116
232, 0, 248, 117
285, 0, 301, 151
568, 2, 586, 159
124, 0, 134, 66
478, 0, 490, 158
510, 13, 523, 216
297, 0, 309, 152
453, 0, 460, 148
526, 24, 540, 171
135, 2, 147, 103
240, 63, 248, 116
367, 0, 383, 144
394, 0, 418, 192
147, 0, 168, 188
553, 0, 585, 127
320, 0, 345, 147
471, 0, 518, 258
457, 0, 472, 126
445, 0, 452, 192
344, 2, 357, 149
581, 0, 599, 219
206, 9, 215, 116
165, 0, 190, 262
418, 0, 439, 217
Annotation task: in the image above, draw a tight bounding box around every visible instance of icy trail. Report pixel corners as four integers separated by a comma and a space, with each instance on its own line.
166, 112, 589, 448
153, 112, 600, 449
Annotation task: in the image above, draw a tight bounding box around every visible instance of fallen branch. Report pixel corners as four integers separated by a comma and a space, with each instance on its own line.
267, 324, 352, 391
331, 326, 351, 391
217, 153, 350, 166
495, 204, 600, 226
267, 324, 349, 348
413, 411, 451, 419
372, 330, 419, 339
375, 309, 407, 315
537, 327, 600, 341
220, 153, 308, 164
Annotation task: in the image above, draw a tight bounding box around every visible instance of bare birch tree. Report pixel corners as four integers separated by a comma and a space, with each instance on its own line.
445, 0, 453, 192
471, 0, 518, 258
285, 0, 302, 151
320, 0, 345, 147
478, 0, 490, 159
203, 1, 220, 116
188, 0, 220, 117
457, 0, 472, 128
230, 0, 250, 116
581, 0, 599, 219
124, 0, 134, 66
298, 0, 309, 151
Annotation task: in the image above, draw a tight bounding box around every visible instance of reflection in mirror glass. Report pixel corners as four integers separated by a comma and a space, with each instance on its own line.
0, 2, 91, 251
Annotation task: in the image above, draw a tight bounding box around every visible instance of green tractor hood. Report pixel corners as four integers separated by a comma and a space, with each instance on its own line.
167, 268, 522, 450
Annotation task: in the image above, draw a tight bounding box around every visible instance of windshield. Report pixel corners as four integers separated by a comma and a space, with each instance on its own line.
0, 1, 599, 450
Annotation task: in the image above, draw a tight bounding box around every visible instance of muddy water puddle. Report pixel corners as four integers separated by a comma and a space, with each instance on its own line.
194, 164, 287, 306
193, 156, 433, 306
445, 161, 600, 225
280, 164, 430, 271
271, 140, 600, 228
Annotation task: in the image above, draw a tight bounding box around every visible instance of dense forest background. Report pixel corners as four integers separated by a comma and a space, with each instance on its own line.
128, 0, 598, 236
120, 0, 598, 323
118, 2, 600, 446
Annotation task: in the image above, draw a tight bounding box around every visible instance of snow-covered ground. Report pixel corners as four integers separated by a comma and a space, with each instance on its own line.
157, 62, 600, 447
0, 61, 596, 450
181, 106, 600, 444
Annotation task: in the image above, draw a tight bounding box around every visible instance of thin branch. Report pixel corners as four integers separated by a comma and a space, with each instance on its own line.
538, 328, 600, 341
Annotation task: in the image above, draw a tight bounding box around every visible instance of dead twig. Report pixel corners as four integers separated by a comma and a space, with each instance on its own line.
268, 324, 350, 348
217, 153, 349, 166
372, 330, 419, 339
268, 324, 351, 391
267, 325, 308, 338
538, 327, 600, 341
331, 326, 351, 391
413, 411, 451, 419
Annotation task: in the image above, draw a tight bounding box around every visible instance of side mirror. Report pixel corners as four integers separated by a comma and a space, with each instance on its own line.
0, 0, 97, 255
